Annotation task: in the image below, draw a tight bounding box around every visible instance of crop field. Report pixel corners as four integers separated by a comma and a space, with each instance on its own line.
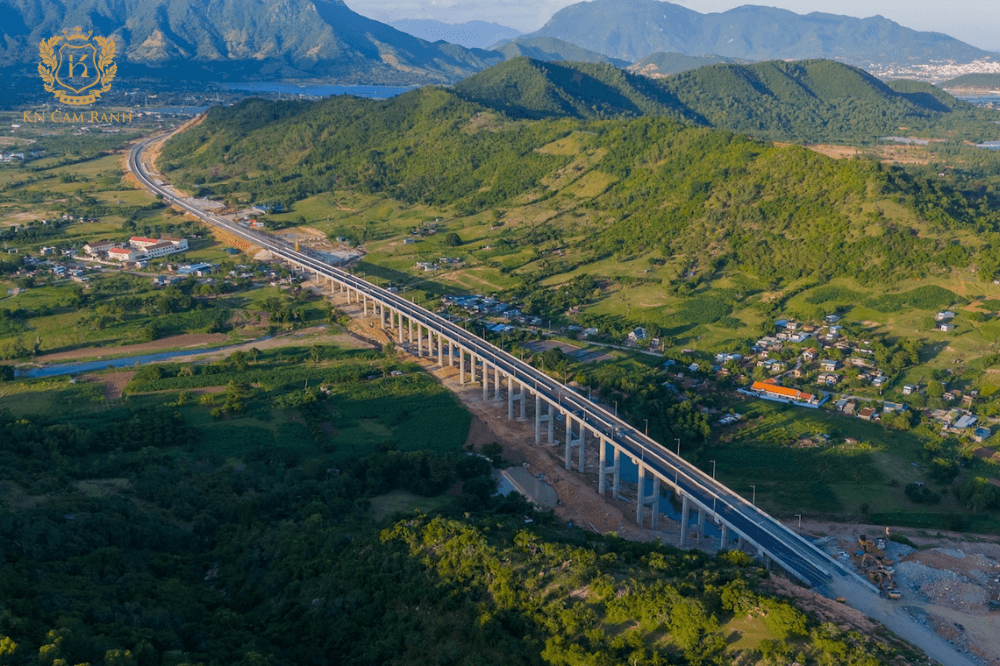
1, 342, 471, 466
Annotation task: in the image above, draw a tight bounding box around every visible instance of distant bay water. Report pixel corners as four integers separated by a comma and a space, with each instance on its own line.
224, 82, 416, 98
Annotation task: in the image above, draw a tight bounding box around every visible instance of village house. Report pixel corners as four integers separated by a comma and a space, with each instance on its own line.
748, 378, 820, 405
817, 372, 841, 385
935, 311, 956, 322
939, 322, 956, 332
858, 407, 877, 421
974, 427, 992, 443
628, 327, 647, 343
107, 247, 136, 262
820, 359, 841, 372
902, 384, 917, 395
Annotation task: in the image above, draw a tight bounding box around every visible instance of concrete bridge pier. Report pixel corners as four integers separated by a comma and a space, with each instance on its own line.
459, 349, 466, 385
437, 335, 443, 366
447, 339, 454, 367
720, 524, 729, 549
547, 401, 555, 443
482, 362, 490, 400
598, 439, 614, 495
397, 311, 403, 343
470, 354, 477, 385
563, 416, 585, 472
493, 365, 502, 401
534, 392, 542, 444
507, 375, 515, 419
635, 464, 660, 529
408, 317, 414, 344
696, 508, 705, 542
679, 494, 690, 547
417, 324, 423, 356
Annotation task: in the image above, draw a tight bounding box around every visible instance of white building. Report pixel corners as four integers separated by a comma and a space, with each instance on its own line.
107, 247, 136, 262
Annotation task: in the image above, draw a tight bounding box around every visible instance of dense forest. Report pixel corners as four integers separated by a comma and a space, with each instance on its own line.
0, 399, 919, 666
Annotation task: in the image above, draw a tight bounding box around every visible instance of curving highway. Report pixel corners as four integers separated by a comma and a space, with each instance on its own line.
127, 135, 862, 591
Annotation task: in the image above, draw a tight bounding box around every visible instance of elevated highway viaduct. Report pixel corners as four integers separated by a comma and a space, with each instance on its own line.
128, 136, 859, 592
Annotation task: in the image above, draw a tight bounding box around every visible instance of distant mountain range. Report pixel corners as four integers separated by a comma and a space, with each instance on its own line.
387, 19, 520, 50
452, 57, 994, 143
520, 0, 994, 66
0, 0, 503, 84
492, 37, 631, 68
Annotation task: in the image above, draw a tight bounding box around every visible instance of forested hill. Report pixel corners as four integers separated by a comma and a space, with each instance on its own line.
452, 57, 999, 143
627, 52, 745, 78
161, 87, 1000, 285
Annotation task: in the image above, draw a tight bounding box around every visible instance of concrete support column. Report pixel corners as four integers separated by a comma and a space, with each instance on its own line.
470, 355, 477, 384
459, 350, 466, 385
417, 324, 423, 356
636, 463, 645, 525
613, 447, 620, 498
577, 421, 585, 471
397, 311, 403, 344
493, 365, 501, 400
437, 335, 443, 366
507, 375, 514, 420
534, 393, 542, 445
447, 340, 454, 367
427, 327, 433, 359
547, 403, 554, 443
679, 494, 689, 548
482, 362, 489, 401
598, 439, 608, 495
697, 508, 705, 542
519, 384, 527, 420
738, 534, 745, 550
650, 475, 660, 531
408, 318, 414, 344
720, 524, 729, 549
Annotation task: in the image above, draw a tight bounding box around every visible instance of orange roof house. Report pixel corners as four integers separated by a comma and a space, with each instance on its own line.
750, 380, 815, 403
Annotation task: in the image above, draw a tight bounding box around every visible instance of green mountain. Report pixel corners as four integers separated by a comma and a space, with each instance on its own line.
492, 37, 632, 68
451, 58, 698, 122
0, 0, 504, 83
521, 0, 993, 66
627, 52, 745, 78
451, 58, 996, 143
160, 81, 1000, 289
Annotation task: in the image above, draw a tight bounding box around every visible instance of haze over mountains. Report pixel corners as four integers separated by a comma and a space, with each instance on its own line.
387, 20, 521, 50
0, 0, 503, 83
519, 0, 995, 67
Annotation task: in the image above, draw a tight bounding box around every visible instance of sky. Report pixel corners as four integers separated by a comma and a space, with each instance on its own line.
351, 0, 1000, 52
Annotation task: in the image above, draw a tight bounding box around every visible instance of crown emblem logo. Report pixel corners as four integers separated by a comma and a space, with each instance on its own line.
63, 27, 93, 42
38, 27, 116, 106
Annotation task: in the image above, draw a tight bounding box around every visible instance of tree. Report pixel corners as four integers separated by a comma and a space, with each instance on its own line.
926, 381, 945, 398
444, 232, 462, 247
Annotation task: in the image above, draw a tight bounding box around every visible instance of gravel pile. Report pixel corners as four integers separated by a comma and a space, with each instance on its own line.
896, 560, 961, 597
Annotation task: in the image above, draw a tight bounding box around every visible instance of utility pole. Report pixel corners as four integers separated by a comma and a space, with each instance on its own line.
750, 484, 756, 506
795, 514, 802, 534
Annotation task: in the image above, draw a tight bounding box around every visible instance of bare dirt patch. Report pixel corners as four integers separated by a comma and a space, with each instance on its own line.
805, 144, 860, 160
36, 333, 229, 362
77, 371, 135, 399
